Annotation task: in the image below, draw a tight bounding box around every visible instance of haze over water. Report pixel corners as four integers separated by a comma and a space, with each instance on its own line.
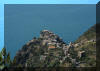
5, 4, 96, 60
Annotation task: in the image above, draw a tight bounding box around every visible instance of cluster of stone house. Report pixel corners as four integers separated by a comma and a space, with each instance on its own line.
62, 42, 86, 65
63, 42, 74, 56
40, 30, 63, 50
38, 30, 87, 65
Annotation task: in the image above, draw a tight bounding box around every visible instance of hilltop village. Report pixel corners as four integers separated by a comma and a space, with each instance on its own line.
13, 29, 96, 67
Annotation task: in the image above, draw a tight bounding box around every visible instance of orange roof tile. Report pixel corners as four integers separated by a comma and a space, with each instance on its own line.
48, 46, 56, 48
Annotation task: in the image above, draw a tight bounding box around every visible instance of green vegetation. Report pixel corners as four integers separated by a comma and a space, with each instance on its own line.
75, 24, 96, 43
0, 47, 11, 70
74, 41, 96, 67
8, 24, 96, 69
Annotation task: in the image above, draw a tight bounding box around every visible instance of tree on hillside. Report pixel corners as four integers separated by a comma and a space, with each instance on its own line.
7, 52, 11, 66
0, 52, 3, 62
1, 47, 7, 59
0, 47, 11, 70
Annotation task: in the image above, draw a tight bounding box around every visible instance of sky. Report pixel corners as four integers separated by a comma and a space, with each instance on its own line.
0, 0, 99, 51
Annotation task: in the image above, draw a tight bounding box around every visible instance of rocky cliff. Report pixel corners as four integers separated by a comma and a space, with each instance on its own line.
13, 25, 96, 67
13, 30, 69, 67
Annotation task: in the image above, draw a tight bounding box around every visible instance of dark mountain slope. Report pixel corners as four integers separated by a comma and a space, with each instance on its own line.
12, 24, 97, 68
13, 30, 67, 67
75, 24, 96, 43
